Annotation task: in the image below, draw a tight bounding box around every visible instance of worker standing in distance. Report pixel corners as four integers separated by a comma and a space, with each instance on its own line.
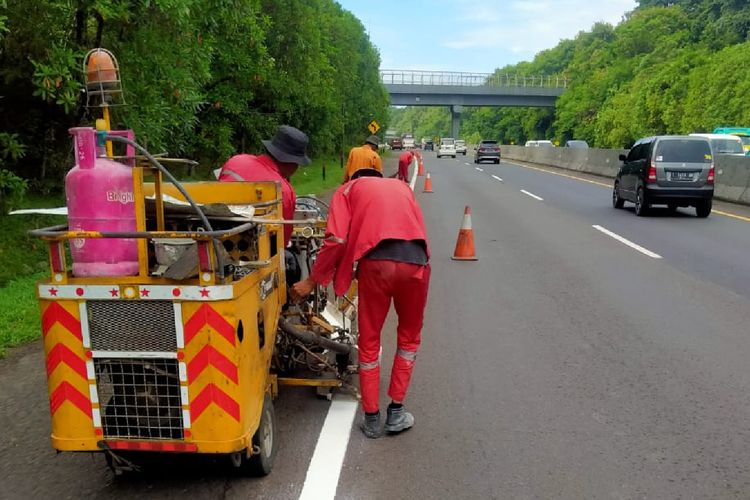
291, 169, 431, 438
343, 135, 382, 183
218, 125, 311, 245
397, 149, 415, 182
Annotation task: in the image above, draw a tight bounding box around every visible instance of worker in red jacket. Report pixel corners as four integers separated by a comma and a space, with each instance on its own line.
397, 150, 415, 182
218, 125, 310, 245
291, 169, 430, 438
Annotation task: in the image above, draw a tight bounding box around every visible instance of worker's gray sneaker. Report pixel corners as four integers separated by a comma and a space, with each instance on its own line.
385, 406, 414, 433
360, 412, 383, 439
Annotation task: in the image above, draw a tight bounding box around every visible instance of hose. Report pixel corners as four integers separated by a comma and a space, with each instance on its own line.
278, 318, 351, 355
105, 134, 223, 277
297, 195, 330, 209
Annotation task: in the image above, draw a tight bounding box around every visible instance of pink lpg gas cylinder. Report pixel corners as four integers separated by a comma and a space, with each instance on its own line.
66, 127, 139, 277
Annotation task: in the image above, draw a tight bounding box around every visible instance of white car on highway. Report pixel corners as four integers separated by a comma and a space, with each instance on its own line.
455, 139, 467, 155
438, 137, 456, 158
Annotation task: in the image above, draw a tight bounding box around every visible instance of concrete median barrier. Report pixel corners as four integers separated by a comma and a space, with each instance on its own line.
502, 145, 750, 205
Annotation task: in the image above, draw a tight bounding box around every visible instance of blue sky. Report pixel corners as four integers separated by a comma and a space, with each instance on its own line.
336, 0, 638, 73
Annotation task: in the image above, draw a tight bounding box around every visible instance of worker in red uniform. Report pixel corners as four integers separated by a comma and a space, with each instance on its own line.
343, 135, 383, 183
218, 125, 310, 244
397, 150, 415, 182
291, 169, 430, 438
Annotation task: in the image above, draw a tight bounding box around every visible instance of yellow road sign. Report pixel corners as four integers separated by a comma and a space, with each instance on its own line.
368, 120, 380, 134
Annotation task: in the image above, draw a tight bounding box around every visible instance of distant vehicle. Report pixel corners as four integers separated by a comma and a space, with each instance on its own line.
455, 139, 467, 155
690, 133, 745, 156
424, 140, 434, 151
536, 140, 555, 147
390, 137, 403, 150
712, 127, 750, 154
474, 140, 501, 164
525, 140, 537, 147
437, 138, 456, 158
613, 135, 714, 218
403, 136, 415, 149
565, 140, 589, 148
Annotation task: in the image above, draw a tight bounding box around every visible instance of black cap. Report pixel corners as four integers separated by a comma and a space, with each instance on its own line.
262, 125, 311, 166
365, 135, 380, 147
350, 168, 383, 180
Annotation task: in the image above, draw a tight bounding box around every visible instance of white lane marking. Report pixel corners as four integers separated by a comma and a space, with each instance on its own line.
475, 167, 484, 172
299, 397, 359, 500
465, 162, 471, 166
409, 157, 418, 191
592, 225, 662, 259
520, 189, 543, 201
491, 175, 503, 182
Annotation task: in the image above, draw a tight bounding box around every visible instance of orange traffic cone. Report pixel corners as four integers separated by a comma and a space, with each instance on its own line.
451, 206, 478, 261
418, 156, 425, 176
423, 172, 434, 193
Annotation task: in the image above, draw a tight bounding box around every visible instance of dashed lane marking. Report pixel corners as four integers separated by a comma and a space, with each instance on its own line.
491, 175, 503, 182
520, 189, 543, 201
475, 167, 484, 172
592, 225, 662, 259
506, 160, 750, 223
505, 160, 611, 188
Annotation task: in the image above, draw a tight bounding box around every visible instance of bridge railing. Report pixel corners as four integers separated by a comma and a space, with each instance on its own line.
380, 70, 568, 88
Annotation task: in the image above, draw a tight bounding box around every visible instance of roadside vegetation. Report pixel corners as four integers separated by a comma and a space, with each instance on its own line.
0, 0, 391, 356
390, 0, 750, 148
0, 195, 66, 356
0, 0, 390, 198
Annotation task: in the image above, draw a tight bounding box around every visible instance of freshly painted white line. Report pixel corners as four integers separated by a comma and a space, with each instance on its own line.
409, 158, 418, 191
520, 189, 543, 201
592, 225, 662, 259
299, 397, 359, 500
475, 167, 484, 172
491, 175, 503, 182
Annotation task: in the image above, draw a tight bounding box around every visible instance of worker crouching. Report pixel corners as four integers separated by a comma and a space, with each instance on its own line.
291, 169, 431, 438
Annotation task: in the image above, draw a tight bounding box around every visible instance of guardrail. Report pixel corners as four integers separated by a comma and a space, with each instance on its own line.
501, 145, 750, 206
380, 70, 568, 88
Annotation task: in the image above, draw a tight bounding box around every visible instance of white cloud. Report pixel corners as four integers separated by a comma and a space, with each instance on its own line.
337, 0, 637, 73
442, 0, 636, 55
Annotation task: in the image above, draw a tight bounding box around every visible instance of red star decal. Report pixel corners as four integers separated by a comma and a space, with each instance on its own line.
199, 288, 210, 297
140, 288, 150, 297
48, 288, 58, 296
110, 288, 119, 297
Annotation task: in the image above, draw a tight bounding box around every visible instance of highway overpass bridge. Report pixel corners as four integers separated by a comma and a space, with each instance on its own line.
381, 70, 567, 138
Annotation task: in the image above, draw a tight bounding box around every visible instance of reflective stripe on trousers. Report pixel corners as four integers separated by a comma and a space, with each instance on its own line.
357, 259, 430, 413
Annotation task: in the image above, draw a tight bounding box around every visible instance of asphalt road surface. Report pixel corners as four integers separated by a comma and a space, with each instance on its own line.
3, 152, 750, 499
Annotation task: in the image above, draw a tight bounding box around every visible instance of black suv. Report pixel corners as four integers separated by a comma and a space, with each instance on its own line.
613, 135, 714, 217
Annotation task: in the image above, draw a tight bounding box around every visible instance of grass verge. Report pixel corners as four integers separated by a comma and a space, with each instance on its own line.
291, 150, 392, 196
0, 273, 44, 357
291, 155, 346, 196
0, 194, 65, 357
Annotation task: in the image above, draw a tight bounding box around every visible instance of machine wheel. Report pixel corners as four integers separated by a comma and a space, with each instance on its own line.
612, 182, 624, 209
696, 199, 712, 218
635, 187, 649, 217
235, 393, 276, 476
495, 159, 500, 164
